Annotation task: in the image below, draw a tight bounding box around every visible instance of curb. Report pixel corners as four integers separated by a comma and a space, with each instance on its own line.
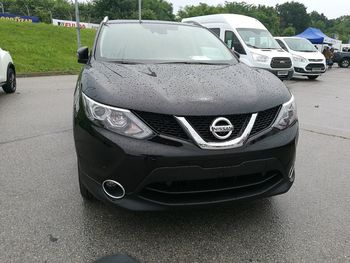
17, 71, 79, 78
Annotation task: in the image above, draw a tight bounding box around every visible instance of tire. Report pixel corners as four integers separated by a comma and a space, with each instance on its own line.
339, 59, 350, 68
78, 164, 95, 201
307, 75, 319, 80
2, 67, 16, 93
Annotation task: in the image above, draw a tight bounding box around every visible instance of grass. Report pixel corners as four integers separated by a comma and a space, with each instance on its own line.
0, 20, 96, 74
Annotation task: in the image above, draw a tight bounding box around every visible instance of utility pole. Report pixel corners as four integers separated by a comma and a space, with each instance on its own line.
138, 0, 141, 22
0, 2, 4, 13
74, 0, 81, 49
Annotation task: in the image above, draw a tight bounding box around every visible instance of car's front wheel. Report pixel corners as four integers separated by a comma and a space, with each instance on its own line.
339, 58, 350, 68
307, 75, 319, 80
2, 67, 16, 93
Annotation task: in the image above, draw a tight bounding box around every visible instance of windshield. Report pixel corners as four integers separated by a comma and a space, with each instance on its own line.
96, 23, 236, 64
284, 38, 317, 52
236, 28, 281, 49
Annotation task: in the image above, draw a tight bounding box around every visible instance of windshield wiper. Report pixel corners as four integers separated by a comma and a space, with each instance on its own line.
246, 44, 260, 49
106, 60, 143, 64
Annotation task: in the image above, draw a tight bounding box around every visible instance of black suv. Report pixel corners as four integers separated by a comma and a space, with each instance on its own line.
73, 19, 298, 210
333, 51, 350, 68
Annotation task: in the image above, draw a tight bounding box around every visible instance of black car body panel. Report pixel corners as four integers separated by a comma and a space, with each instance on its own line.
74, 20, 298, 210
82, 62, 290, 116
333, 52, 350, 68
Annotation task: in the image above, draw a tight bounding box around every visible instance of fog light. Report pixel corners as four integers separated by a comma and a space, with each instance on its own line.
102, 180, 125, 199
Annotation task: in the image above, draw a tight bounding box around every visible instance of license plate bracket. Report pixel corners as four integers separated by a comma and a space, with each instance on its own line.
277, 70, 288, 76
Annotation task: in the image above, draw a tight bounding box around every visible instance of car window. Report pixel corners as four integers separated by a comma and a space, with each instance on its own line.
224, 30, 246, 55
284, 38, 317, 52
236, 28, 281, 49
209, 28, 221, 38
97, 23, 237, 63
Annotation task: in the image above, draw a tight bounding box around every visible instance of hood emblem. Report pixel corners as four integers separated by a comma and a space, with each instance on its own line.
210, 117, 234, 140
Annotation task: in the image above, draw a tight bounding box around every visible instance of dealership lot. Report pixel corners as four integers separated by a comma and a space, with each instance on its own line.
0, 69, 349, 263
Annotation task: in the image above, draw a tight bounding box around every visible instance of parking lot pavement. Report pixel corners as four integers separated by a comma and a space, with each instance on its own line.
0, 69, 349, 263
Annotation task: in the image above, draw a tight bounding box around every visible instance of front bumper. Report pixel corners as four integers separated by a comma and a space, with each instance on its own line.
74, 108, 298, 210
293, 61, 326, 76
294, 67, 326, 76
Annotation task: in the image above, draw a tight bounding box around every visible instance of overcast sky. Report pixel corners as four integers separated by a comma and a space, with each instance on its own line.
170, 0, 350, 19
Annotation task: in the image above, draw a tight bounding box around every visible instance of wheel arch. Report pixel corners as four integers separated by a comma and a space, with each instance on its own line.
7, 62, 16, 75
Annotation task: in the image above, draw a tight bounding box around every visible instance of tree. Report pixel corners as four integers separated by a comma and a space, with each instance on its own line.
177, 2, 280, 35
177, 3, 223, 20
327, 16, 350, 43
252, 5, 280, 35
92, 0, 174, 22
282, 26, 296, 36
276, 2, 310, 34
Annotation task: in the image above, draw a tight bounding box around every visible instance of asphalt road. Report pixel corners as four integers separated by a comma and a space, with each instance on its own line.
0, 69, 350, 263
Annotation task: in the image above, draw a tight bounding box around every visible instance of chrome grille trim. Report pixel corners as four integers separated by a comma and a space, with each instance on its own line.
175, 114, 257, 150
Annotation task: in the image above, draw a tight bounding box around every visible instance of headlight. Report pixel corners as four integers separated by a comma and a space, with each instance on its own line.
252, 52, 269, 63
273, 95, 297, 130
82, 93, 153, 139
293, 55, 307, 63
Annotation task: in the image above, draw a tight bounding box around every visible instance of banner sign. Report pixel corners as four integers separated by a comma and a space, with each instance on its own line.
52, 19, 99, 30
0, 13, 39, 23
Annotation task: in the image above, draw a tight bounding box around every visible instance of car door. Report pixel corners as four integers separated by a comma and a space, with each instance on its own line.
223, 30, 249, 65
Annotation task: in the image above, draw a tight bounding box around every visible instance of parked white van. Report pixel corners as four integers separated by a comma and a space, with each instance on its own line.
275, 37, 326, 80
182, 14, 294, 80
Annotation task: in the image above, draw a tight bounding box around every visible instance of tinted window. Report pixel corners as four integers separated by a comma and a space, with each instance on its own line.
209, 28, 220, 38
276, 39, 288, 51
225, 30, 246, 54
97, 23, 237, 63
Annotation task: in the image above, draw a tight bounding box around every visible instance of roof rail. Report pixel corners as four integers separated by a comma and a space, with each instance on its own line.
102, 16, 109, 24
182, 20, 204, 28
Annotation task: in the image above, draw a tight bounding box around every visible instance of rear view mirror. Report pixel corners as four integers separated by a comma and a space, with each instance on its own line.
77, 46, 89, 64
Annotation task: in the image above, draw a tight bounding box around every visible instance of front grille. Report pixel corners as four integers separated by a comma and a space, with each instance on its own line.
138, 171, 283, 205
308, 59, 324, 62
186, 114, 250, 142
270, 57, 292, 68
250, 106, 280, 136
134, 111, 189, 140
305, 63, 325, 71
135, 106, 280, 142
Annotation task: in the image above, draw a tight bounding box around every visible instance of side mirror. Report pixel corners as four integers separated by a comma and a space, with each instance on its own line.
77, 46, 89, 64
230, 46, 240, 59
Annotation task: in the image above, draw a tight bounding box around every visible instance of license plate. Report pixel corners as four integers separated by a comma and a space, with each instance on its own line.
277, 71, 288, 76
312, 68, 322, 72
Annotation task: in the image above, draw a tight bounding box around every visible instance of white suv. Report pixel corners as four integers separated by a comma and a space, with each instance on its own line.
0, 48, 16, 93
275, 37, 326, 80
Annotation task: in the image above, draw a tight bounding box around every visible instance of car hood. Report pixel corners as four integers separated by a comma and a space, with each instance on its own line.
81, 61, 291, 115
250, 48, 292, 58
291, 50, 325, 61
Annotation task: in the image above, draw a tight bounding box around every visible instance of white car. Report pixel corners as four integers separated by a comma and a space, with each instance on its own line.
0, 48, 16, 93
275, 37, 326, 80
182, 14, 294, 80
